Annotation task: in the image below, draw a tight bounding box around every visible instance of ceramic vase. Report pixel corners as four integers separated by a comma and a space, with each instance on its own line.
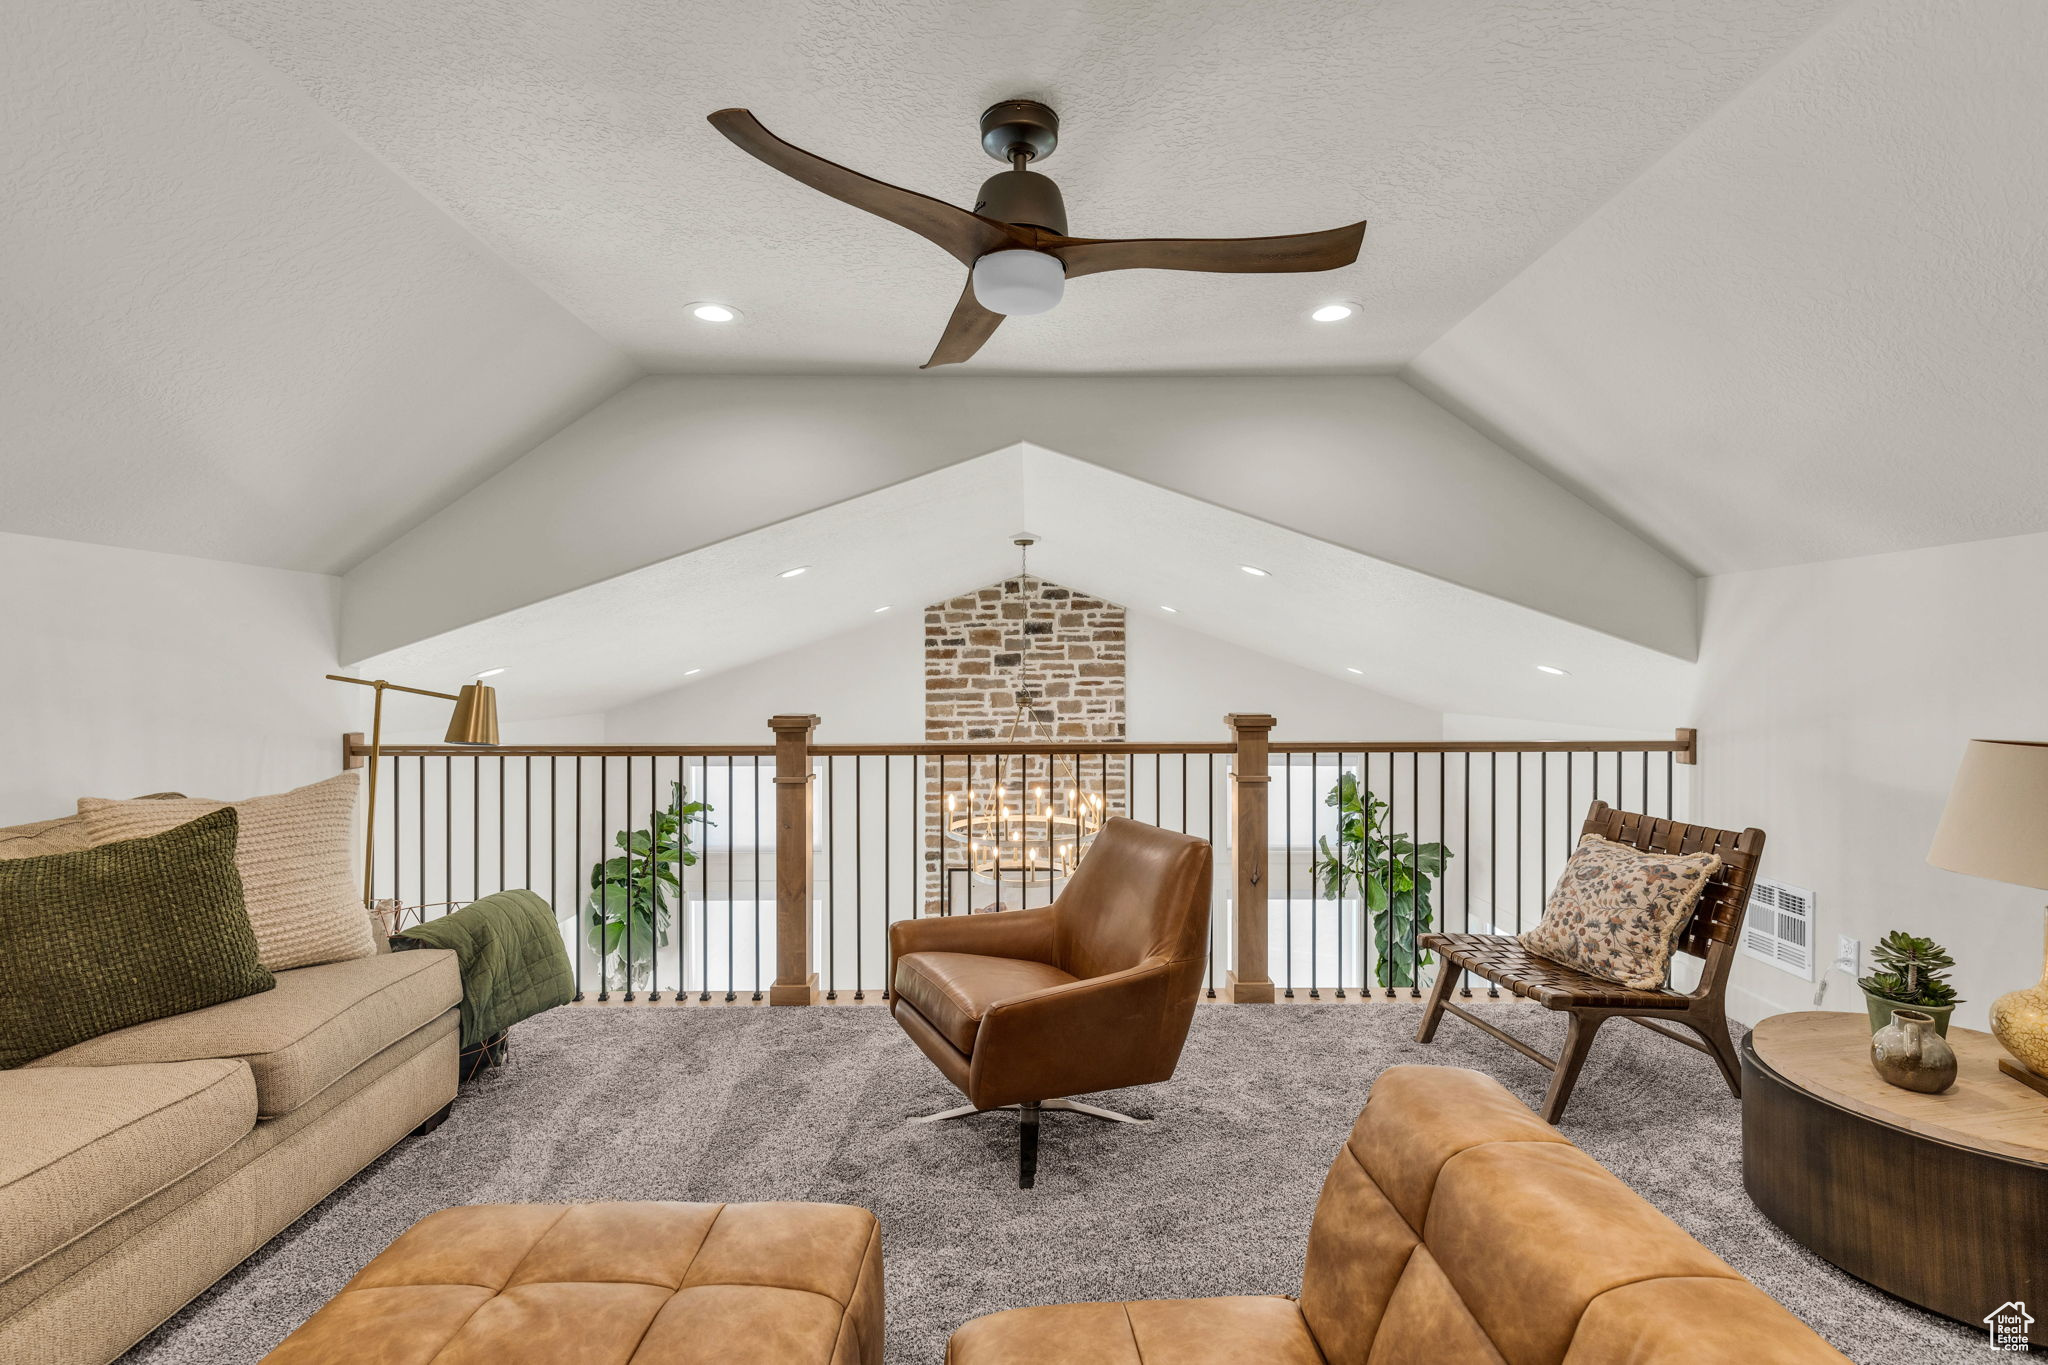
1870, 1008, 1958, 1094
1863, 990, 1954, 1038
1989, 907, 2048, 1080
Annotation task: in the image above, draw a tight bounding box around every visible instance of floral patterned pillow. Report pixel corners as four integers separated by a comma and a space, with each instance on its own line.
1519, 833, 1722, 989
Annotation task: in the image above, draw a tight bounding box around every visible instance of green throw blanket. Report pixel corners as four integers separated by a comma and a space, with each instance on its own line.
395, 889, 573, 1049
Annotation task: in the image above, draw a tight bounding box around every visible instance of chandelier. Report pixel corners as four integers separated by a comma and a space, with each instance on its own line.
944, 535, 1106, 894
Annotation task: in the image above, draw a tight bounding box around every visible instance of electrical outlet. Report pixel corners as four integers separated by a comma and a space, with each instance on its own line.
1837, 935, 1861, 972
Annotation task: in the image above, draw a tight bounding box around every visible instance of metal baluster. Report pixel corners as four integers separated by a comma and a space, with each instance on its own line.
623, 757, 636, 1001
646, 756, 661, 1003
1410, 750, 1424, 998
826, 755, 837, 1000
1459, 751, 1472, 998
752, 755, 763, 1001
497, 754, 506, 894
1310, 752, 1321, 999
416, 757, 426, 932
388, 752, 400, 913
1284, 751, 1294, 999
1204, 752, 1216, 999
471, 756, 481, 908
854, 756, 865, 1000
1335, 751, 1347, 1001
1488, 752, 1500, 997
699, 759, 712, 1002
725, 756, 736, 1002
1539, 751, 1549, 926
524, 755, 533, 891
597, 756, 609, 1001
572, 758, 583, 1001
882, 755, 893, 1000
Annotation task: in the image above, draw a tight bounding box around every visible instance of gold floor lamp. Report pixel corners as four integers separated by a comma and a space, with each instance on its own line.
327, 674, 501, 906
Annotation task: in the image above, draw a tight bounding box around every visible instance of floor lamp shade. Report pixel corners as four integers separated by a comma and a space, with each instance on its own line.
1928, 740, 2048, 890
444, 683, 500, 746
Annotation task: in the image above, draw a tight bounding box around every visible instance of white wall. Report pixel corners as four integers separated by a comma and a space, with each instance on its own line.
1694, 530, 2048, 1031
0, 531, 349, 824
602, 609, 1441, 745
604, 614, 924, 745
1125, 615, 1439, 742
343, 374, 1697, 663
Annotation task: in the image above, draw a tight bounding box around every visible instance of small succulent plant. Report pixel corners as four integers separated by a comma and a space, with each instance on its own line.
1858, 930, 1961, 1008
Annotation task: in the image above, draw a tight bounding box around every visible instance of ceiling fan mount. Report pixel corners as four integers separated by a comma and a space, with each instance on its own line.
979, 99, 1060, 165
707, 99, 1366, 367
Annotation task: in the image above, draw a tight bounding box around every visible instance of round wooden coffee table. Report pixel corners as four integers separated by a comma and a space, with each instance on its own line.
1742, 1012, 2048, 1343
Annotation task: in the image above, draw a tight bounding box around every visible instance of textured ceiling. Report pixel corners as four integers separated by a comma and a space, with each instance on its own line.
0, 1, 634, 572
361, 446, 1693, 729
1412, 0, 2048, 573
188, 0, 1839, 374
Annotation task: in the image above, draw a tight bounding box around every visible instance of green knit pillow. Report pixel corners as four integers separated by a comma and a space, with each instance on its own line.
0, 806, 274, 1068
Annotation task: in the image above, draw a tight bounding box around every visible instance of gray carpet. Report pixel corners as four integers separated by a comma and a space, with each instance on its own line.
124, 1001, 1981, 1364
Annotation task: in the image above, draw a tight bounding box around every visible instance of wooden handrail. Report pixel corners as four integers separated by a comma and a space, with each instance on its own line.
343, 733, 1696, 761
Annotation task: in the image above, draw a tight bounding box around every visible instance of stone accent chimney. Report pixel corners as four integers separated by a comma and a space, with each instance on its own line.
922, 576, 1126, 913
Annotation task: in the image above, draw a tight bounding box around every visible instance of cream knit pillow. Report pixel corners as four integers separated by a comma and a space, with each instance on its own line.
78, 771, 374, 971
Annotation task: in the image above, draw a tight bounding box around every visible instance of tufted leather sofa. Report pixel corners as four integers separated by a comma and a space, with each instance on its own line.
947, 1065, 1850, 1364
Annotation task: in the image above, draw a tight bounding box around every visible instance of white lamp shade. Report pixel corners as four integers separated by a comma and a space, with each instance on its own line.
972, 249, 1065, 316
1928, 740, 2048, 890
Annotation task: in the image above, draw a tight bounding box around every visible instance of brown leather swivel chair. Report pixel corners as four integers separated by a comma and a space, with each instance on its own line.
889, 817, 1211, 1188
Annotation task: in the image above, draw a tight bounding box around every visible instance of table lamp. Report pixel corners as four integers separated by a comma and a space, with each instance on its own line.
1927, 739, 2048, 1096
326, 674, 501, 905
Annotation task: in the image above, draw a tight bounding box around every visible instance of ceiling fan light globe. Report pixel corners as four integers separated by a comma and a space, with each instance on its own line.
972, 249, 1065, 316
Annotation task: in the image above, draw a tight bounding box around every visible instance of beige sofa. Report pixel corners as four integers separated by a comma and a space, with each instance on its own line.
0, 916, 460, 1365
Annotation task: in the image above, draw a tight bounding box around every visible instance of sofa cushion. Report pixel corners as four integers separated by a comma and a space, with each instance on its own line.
893, 951, 1077, 1054
0, 807, 276, 1069
78, 771, 376, 972
0, 813, 94, 860
949, 1297, 1323, 1365
27, 950, 460, 1118
0, 1059, 255, 1282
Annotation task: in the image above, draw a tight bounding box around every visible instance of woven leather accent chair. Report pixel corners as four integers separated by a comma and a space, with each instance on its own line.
890, 816, 1211, 1187
1417, 800, 1766, 1124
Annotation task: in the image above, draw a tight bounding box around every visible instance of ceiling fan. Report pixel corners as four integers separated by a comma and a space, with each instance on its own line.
707, 100, 1366, 368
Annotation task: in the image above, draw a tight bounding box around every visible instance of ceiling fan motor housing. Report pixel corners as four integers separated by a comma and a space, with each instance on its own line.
974, 168, 1068, 235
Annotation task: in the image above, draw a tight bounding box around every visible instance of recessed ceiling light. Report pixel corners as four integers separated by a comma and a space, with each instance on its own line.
1345, 667, 1363, 675
690, 302, 741, 323
1239, 564, 1270, 577
777, 565, 810, 579
684, 668, 702, 676
1160, 605, 1179, 613
873, 605, 891, 613
474, 667, 507, 679
1310, 303, 1355, 323
1536, 664, 1571, 676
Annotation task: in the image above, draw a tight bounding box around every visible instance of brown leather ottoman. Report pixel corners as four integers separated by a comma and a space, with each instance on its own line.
262, 1201, 883, 1365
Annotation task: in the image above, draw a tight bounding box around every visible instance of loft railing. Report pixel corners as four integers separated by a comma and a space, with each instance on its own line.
343, 720, 1697, 1004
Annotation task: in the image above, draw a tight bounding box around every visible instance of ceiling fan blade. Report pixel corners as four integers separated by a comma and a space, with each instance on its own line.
1045, 220, 1367, 279
708, 109, 1029, 268
921, 275, 1005, 369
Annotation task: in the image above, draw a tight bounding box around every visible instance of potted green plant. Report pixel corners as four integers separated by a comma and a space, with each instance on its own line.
1858, 931, 1961, 1037
587, 780, 713, 994
1311, 772, 1453, 990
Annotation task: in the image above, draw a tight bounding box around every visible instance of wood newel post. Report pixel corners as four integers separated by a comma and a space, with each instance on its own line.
769, 714, 821, 1005
1224, 713, 1277, 1003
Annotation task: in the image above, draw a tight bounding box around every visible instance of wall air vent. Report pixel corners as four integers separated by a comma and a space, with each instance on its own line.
1741, 877, 1814, 979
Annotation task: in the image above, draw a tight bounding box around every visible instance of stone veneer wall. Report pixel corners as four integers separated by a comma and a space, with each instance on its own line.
923, 576, 1126, 913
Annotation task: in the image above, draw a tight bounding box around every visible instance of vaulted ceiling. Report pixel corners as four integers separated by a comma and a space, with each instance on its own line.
4, 0, 2044, 609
